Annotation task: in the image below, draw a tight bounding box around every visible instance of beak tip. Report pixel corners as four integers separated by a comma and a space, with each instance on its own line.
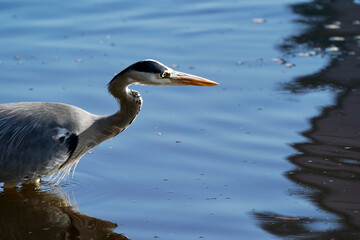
174, 72, 219, 87
201, 80, 219, 87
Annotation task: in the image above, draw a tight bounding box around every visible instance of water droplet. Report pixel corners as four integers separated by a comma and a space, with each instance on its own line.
325, 46, 339, 52
325, 22, 341, 29
272, 58, 285, 64
298, 52, 310, 57
285, 63, 295, 68
329, 36, 345, 41
252, 18, 265, 24
325, 24, 340, 29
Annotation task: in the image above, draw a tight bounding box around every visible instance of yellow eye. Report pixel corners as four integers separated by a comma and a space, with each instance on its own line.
161, 71, 172, 78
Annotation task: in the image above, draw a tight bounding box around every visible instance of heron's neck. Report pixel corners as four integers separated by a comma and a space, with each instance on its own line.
97, 86, 142, 138
106, 87, 142, 135
74, 86, 142, 158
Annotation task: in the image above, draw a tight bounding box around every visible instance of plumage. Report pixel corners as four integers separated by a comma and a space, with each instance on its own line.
0, 59, 218, 188
0, 102, 92, 183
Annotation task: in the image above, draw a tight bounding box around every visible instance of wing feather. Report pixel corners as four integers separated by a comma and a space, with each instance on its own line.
0, 103, 80, 183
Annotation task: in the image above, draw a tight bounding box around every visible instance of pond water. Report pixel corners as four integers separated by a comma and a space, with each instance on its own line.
1, 0, 360, 239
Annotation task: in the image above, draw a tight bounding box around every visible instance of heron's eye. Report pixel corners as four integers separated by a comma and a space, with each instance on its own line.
161, 71, 172, 78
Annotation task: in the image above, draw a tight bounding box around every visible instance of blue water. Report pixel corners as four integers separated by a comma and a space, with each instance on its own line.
0, 0, 346, 239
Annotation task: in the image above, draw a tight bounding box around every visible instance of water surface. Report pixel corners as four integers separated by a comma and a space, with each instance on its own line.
1, 0, 359, 239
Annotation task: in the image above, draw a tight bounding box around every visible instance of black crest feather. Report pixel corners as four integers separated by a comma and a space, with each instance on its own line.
111, 60, 167, 83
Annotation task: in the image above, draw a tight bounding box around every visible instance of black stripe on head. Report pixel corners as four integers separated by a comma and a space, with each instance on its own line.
124, 60, 167, 74
111, 60, 167, 83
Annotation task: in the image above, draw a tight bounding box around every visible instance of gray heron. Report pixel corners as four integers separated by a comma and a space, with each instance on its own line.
0, 59, 218, 188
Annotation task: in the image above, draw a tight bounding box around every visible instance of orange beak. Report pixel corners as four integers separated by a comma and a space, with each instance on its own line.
173, 72, 219, 87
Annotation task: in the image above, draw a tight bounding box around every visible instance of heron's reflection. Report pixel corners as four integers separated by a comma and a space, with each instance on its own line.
0, 186, 130, 240
253, 0, 360, 238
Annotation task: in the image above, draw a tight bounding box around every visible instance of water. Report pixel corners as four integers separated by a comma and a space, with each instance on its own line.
1, 0, 360, 239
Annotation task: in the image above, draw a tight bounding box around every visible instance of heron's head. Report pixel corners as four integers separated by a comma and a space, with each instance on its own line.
109, 59, 218, 89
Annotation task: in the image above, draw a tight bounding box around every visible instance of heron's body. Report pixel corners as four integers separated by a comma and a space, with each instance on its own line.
0, 102, 93, 183
0, 59, 217, 188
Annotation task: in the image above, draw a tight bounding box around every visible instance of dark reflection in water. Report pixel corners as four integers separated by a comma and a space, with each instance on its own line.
254, 0, 360, 239
0, 187, 130, 240
281, 0, 360, 92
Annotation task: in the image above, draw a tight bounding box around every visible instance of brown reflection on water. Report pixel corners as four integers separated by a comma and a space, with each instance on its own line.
0, 187, 130, 240
254, 0, 360, 239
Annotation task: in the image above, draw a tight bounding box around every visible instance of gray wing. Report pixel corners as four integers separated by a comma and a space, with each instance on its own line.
0, 104, 79, 183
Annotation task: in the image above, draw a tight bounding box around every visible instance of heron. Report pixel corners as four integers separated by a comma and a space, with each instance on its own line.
0, 59, 218, 188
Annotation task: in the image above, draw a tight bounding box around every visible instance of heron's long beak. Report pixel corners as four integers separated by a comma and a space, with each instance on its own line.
173, 72, 219, 86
